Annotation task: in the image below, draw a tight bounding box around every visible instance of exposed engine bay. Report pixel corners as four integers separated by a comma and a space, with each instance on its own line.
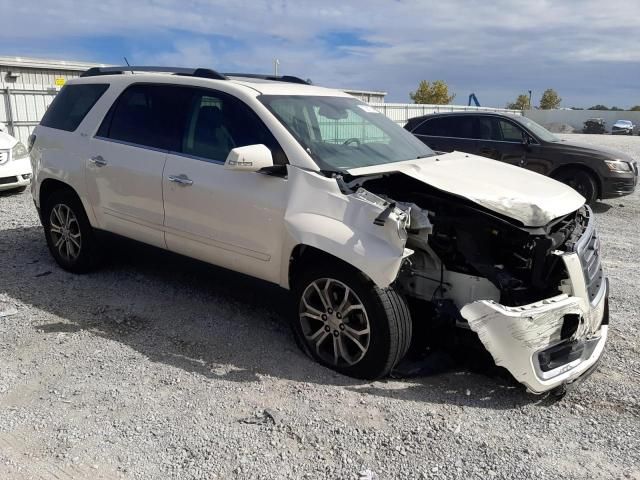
342, 172, 588, 310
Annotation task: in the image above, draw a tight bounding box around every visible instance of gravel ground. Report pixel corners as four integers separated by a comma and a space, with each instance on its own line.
1, 134, 639, 480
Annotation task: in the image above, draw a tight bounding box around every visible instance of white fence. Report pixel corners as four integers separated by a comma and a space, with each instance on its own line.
1, 87, 58, 144
370, 103, 522, 126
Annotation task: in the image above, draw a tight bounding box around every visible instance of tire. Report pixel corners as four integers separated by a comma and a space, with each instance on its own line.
292, 262, 412, 379
42, 189, 102, 273
552, 168, 598, 204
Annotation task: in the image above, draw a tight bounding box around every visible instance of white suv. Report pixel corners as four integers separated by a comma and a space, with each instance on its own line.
31, 66, 609, 394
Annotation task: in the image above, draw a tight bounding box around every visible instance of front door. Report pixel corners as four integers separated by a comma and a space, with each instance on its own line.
162, 88, 289, 283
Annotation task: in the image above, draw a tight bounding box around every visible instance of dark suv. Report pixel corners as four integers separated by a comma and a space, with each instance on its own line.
405, 112, 638, 203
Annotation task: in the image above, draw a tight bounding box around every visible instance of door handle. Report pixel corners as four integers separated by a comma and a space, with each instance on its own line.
168, 174, 193, 186
89, 155, 107, 167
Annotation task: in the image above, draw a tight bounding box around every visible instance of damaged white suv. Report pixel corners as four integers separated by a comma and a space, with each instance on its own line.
31, 67, 608, 394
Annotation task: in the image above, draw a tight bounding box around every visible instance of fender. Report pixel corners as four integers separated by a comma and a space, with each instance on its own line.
281, 167, 412, 288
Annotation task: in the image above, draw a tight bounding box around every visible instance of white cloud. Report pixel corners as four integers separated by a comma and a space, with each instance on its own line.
1, 0, 639, 106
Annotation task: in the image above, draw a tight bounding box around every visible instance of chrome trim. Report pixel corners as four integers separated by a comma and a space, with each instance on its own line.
415, 133, 540, 146
93, 136, 170, 154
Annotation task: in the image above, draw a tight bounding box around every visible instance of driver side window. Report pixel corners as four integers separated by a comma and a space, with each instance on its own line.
498, 120, 525, 142
182, 90, 287, 165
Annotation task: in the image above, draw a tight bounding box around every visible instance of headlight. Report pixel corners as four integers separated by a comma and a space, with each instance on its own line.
11, 142, 29, 160
604, 159, 632, 172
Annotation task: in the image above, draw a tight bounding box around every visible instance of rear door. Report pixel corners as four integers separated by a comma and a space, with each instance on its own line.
87, 84, 191, 248
162, 88, 289, 283
410, 115, 477, 154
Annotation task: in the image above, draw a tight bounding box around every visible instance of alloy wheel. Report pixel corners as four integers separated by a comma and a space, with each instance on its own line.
299, 278, 371, 367
49, 203, 82, 262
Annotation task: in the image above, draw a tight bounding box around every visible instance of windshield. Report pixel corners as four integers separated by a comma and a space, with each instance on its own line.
259, 95, 434, 171
518, 117, 559, 142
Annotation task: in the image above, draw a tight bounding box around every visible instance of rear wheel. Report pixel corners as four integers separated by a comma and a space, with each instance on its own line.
552, 168, 598, 204
42, 190, 102, 273
292, 262, 412, 379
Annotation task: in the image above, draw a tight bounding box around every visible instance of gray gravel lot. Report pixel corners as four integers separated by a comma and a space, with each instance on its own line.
0, 134, 639, 480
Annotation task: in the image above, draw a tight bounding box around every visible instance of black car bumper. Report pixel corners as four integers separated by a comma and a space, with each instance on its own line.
601, 169, 638, 199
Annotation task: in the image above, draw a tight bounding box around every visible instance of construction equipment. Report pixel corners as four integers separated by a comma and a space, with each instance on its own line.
468, 93, 480, 107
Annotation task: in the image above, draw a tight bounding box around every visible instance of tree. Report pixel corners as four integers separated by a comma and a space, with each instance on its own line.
539, 89, 562, 110
588, 105, 609, 110
410, 80, 455, 104
629, 106, 640, 111
506, 94, 531, 110
610, 106, 623, 111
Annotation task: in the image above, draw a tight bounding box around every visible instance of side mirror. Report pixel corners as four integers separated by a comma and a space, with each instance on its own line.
521, 133, 532, 148
224, 144, 274, 172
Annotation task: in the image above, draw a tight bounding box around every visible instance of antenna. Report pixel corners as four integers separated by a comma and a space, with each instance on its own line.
123, 57, 133, 74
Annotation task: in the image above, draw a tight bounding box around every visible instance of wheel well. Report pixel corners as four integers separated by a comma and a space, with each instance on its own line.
550, 164, 601, 199
289, 245, 363, 288
39, 179, 79, 207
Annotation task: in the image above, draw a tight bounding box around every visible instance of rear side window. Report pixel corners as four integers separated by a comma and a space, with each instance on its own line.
98, 84, 192, 151
40, 84, 109, 132
415, 116, 475, 139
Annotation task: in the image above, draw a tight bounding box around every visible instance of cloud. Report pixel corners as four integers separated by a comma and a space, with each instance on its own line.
1, 0, 639, 107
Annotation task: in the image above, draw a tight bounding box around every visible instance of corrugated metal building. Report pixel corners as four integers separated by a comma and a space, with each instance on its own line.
1, 56, 106, 143
342, 89, 386, 103
0, 56, 106, 88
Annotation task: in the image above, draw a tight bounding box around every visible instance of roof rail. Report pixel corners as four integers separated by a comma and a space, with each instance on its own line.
80, 66, 227, 80
223, 73, 310, 85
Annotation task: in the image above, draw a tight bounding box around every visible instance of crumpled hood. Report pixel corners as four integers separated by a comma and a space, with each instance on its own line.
0, 131, 17, 149
347, 151, 585, 227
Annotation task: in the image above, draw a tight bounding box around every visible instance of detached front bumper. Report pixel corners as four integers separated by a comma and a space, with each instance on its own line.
461, 208, 609, 394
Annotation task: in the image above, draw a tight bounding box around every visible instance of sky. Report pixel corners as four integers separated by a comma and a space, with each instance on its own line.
1, 0, 639, 108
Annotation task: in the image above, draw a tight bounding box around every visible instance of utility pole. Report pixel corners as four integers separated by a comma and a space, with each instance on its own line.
274, 58, 280, 76
528, 90, 532, 110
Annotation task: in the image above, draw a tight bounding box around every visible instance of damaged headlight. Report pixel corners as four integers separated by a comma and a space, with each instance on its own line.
604, 159, 632, 172
11, 142, 29, 160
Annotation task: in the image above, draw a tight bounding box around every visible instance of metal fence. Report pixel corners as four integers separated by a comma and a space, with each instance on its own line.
1, 87, 58, 144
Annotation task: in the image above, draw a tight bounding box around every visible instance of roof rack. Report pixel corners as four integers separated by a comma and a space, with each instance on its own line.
80, 66, 227, 80
223, 73, 310, 85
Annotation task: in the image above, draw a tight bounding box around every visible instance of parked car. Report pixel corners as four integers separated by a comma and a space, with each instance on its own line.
611, 120, 635, 135
0, 122, 32, 193
582, 118, 606, 134
404, 112, 638, 204
30, 66, 609, 395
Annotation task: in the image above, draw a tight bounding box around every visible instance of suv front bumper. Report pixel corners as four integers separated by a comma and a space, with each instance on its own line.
461, 212, 609, 394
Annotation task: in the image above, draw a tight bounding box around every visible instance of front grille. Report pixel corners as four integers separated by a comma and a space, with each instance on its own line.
0, 150, 8, 165
572, 207, 604, 304
0, 176, 18, 185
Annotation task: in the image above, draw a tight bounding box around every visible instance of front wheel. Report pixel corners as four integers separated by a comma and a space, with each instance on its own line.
292, 263, 412, 379
552, 168, 598, 204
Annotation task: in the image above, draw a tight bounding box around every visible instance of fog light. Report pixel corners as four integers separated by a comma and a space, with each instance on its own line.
22, 173, 32, 180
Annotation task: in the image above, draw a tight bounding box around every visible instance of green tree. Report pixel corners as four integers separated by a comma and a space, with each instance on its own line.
629, 105, 640, 111
506, 94, 531, 110
410, 80, 455, 104
539, 89, 562, 110
610, 106, 623, 111
588, 105, 608, 110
